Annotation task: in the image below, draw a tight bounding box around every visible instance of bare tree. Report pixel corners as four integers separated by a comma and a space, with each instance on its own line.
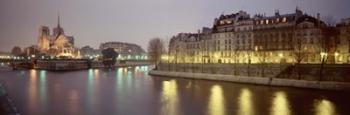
246, 50, 252, 76
258, 50, 267, 77
232, 48, 239, 75
147, 38, 165, 68
292, 37, 307, 79
319, 27, 338, 81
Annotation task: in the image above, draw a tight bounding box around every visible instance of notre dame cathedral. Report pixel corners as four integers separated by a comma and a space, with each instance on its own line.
37, 15, 79, 58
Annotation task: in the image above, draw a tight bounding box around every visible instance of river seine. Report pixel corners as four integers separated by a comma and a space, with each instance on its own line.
0, 66, 349, 115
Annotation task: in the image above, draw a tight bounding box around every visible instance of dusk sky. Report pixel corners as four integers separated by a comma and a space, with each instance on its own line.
0, 0, 349, 52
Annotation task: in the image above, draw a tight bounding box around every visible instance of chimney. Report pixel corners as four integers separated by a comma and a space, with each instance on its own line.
275, 10, 280, 16
317, 13, 320, 27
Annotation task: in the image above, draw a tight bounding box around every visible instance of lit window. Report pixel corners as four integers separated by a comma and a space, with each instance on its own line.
226, 20, 231, 24
276, 18, 280, 22
220, 21, 225, 24
260, 20, 264, 24
266, 20, 269, 24
282, 17, 287, 22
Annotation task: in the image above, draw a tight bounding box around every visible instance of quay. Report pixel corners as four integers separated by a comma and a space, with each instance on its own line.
4, 59, 151, 71
149, 63, 350, 91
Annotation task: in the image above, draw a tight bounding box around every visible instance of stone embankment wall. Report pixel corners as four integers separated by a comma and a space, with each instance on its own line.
157, 63, 350, 82
149, 70, 350, 91
157, 63, 290, 78
151, 63, 350, 90
91, 60, 152, 68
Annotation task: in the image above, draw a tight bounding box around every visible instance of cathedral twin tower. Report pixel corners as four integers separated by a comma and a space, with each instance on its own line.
37, 15, 77, 58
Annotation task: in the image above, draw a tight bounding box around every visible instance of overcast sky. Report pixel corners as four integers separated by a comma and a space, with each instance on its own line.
0, 0, 349, 51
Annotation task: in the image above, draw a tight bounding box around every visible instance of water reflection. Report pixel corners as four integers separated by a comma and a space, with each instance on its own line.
208, 85, 225, 115
29, 69, 38, 113
238, 88, 254, 115
87, 69, 95, 112
116, 68, 123, 88
314, 99, 337, 115
0, 66, 349, 115
271, 91, 291, 115
39, 70, 47, 106
68, 90, 80, 114
161, 80, 180, 115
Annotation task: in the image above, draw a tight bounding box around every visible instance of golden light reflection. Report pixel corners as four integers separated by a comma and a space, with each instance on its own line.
208, 85, 225, 115
29, 69, 38, 112
94, 69, 99, 77
314, 99, 337, 115
68, 90, 80, 114
271, 91, 291, 115
238, 88, 254, 115
161, 80, 180, 115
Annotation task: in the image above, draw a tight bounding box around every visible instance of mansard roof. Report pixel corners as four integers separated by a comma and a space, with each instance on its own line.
295, 15, 325, 26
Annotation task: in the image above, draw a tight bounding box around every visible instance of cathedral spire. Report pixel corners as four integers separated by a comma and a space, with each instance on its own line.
57, 12, 61, 28
54, 12, 64, 37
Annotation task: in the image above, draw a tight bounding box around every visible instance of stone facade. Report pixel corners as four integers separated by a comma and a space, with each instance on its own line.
37, 15, 77, 58
168, 9, 350, 64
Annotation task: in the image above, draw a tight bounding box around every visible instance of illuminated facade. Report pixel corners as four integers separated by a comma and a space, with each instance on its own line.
168, 9, 350, 64
37, 15, 78, 58
336, 18, 350, 63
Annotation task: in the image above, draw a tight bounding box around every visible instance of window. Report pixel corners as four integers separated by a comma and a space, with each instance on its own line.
220, 21, 225, 25
266, 20, 269, 24
282, 17, 287, 22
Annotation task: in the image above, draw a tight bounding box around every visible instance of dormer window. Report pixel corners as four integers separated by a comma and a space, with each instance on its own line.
220, 21, 225, 25
282, 17, 287, 22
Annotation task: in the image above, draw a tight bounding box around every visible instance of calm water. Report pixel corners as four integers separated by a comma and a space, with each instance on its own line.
0, 66, 349, 115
